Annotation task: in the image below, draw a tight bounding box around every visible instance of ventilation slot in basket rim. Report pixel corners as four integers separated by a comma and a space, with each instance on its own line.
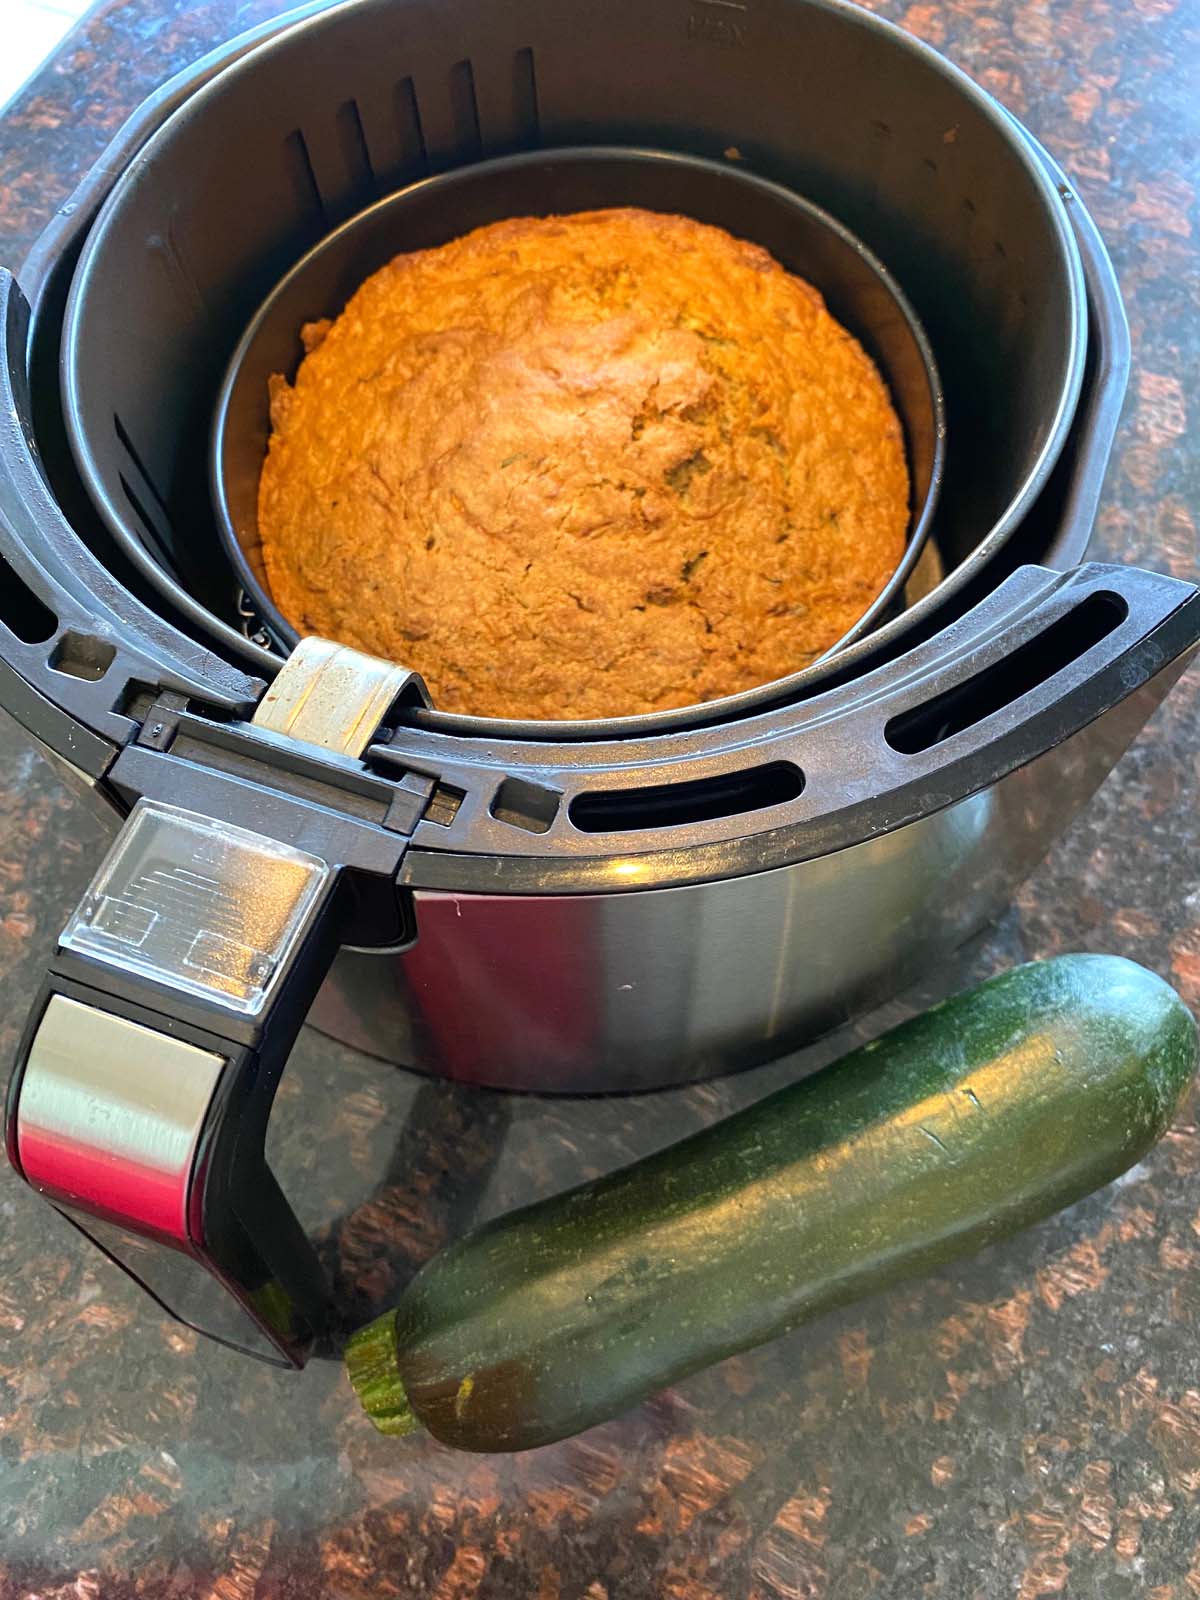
49, 631, 117, 681
492, 776, 561, 834
570, 761, 804, 834
885, 590, 1129, 755
0, 553, 57, 645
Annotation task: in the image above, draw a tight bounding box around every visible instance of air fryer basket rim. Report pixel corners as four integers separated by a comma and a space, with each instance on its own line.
210, 142, 947, 716
56, 0, 1087, 739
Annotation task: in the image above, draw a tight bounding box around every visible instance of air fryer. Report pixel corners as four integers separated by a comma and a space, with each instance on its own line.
1, 0, 1196, 1369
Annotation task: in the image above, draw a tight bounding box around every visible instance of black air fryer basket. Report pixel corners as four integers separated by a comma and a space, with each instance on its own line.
54, 0, 1089, 705
1, 0, 1198, 1367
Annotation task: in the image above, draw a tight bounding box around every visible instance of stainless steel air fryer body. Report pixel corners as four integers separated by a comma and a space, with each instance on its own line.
1, 0, 1198, 1364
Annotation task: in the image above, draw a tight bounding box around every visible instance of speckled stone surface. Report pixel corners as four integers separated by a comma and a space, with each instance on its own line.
0, 0, 1198, 1594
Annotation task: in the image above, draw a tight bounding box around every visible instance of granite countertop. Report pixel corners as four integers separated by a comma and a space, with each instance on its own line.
0, 0, 1198, 1594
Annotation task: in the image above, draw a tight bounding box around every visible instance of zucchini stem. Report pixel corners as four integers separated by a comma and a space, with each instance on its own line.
344, 1310, 420, 1437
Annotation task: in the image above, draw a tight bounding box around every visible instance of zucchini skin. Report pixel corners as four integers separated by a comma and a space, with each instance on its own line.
346, 955, 1196, 1452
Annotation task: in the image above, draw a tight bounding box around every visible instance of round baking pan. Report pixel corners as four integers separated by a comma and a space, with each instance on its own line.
211, 146, 946, 698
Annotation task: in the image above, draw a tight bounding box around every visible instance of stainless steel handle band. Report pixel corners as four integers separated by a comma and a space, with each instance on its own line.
17, 995, 226, 1242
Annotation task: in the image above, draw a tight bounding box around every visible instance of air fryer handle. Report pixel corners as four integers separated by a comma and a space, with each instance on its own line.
4, 798, 350, 1367
3, 638, 429, 1365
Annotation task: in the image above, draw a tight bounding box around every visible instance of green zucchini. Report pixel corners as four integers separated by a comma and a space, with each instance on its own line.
346, 955, 1196, 1453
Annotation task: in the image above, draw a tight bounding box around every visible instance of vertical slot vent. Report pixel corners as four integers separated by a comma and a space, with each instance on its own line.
513, 47, 540, 146
113, 415, 186, 582
394, 76, 428, 177
0, 554, 57, 644
336, 97, 376, 195
118, 473, 182, 581
283, 128, 327, 227
154, 210, 206, 318
114, 414, 172, 524
449, 58, 483, 161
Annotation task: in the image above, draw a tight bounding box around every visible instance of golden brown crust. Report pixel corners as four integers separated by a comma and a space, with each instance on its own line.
258, 208, 909, 720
